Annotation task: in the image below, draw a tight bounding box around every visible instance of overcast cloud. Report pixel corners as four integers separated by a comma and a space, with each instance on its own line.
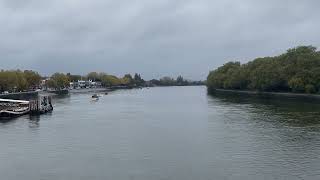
0, 0, 320, 80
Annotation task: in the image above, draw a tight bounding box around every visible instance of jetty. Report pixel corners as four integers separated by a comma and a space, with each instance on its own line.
0, 96, 53, 119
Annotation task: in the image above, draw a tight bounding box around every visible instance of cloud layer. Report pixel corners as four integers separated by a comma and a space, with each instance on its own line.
0, 0, 320, 79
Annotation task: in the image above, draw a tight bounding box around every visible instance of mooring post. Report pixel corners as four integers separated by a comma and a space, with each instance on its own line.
36, 100, 39, 112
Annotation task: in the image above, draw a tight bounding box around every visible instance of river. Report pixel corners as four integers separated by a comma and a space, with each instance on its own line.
0, 86, 319, 180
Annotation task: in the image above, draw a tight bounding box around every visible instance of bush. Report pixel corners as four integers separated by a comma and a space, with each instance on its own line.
305, 84, 316, 94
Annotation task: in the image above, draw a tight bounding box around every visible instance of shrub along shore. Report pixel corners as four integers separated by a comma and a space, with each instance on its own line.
207, 46, 320, 95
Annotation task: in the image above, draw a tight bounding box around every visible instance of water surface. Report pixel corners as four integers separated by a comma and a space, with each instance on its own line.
0, 86, 320, 180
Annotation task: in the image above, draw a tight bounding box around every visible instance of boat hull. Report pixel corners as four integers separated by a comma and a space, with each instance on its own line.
0, 109, 30, 120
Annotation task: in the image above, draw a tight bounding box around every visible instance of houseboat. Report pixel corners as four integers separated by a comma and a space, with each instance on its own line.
0, 99, 30, 119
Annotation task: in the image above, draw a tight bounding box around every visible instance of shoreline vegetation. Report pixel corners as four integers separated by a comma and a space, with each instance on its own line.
207, 46, 320, 97
0, 70, 204, 96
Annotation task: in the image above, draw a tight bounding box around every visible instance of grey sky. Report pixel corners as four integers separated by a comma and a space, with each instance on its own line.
0, 0, 320, 80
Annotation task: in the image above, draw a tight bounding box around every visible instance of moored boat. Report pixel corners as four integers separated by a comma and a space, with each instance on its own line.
0, 108, 30, 119
0, 95, 53, 120
0, 99, 30, 119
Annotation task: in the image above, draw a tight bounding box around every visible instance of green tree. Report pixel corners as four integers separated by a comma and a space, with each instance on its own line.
122, 74, 134, 85
48, 73, 70, 90
207, 46, 320, 94
67, 73, 83, 82
288, 77, 305, 93
159, 76, 175, 86
101, 74, 121, 87
87, 72, 101, 81
134, 73, 145, 86
24, 70, 41, 89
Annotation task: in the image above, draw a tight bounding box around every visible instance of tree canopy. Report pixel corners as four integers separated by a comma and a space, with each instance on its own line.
47, 73, 70, 90
149, 76, 204, 86
207, 46, 320, 94
0, 70, 41, 92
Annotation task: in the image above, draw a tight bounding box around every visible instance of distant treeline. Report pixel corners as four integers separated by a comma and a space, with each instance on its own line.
48, 72, 146, 90
207, 46, 320, 94
149, 76, 204, 86
68, 73, 204, 87
0, 69, 204, 93
0, 70, 146, 92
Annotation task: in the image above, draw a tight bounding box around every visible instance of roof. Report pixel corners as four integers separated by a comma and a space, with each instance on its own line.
0, 98, 29, 104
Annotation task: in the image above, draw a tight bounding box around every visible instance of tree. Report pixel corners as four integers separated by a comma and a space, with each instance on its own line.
159, 76, 175, 86
305, 84, 316, 94
176, 75, 184, 85
24, 70, 41, 89
101, 75, 121, 87
16, 71, 28, 91
122, 74, 134, 85
134, 73, 145, 86
67, 73, 83, 82
87, 72, 101, 81
48, 73, 70, 90
46, 79, 57, 89
288, 77, 305, 93
207, 45, 320, 94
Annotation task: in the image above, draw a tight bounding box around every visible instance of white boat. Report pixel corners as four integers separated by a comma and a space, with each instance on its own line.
91, 94, 99, 101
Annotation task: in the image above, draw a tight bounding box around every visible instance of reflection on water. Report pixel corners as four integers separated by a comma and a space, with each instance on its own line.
0, 86, 319, 180
206, 92, 320, 180
208, 92, 320, 127
29, 115, 41, 128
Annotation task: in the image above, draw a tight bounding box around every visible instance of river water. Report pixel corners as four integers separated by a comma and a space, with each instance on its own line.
0, 86, 320, 180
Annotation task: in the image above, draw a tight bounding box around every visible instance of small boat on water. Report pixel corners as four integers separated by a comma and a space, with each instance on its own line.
92, 94, 99, 101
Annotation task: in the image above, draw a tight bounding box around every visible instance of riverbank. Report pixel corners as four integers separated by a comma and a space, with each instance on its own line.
69, 87, 110, 94
0, 86, 139, 100
0, 91, 39, 100
210, 88, 320, 100
0, 90, 69, 100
